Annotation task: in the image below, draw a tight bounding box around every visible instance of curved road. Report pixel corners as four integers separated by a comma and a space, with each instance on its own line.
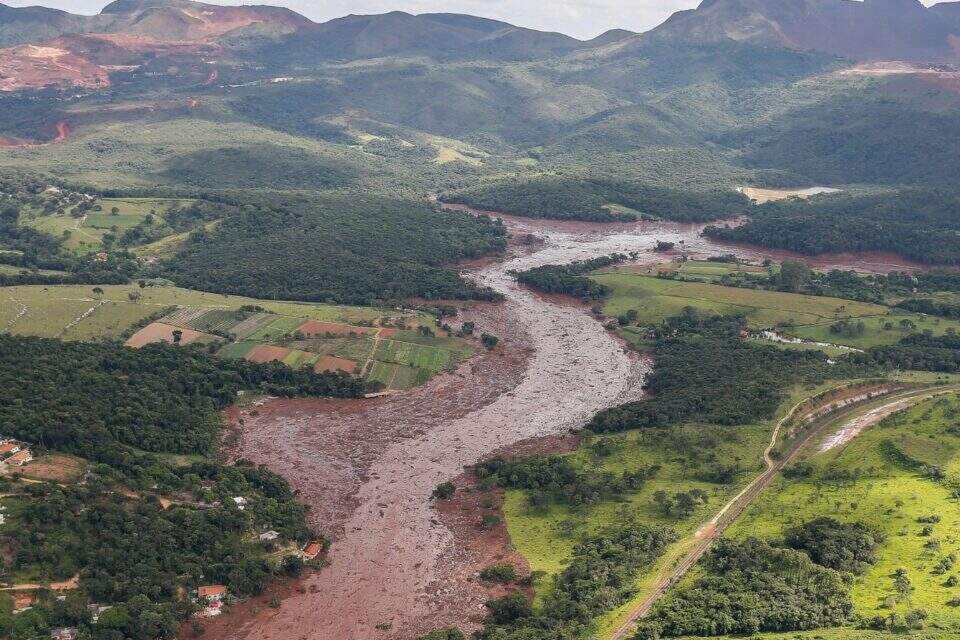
609, 383, 960, 640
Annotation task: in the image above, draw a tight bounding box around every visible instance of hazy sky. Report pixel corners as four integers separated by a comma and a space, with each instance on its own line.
2, 0, 944, 39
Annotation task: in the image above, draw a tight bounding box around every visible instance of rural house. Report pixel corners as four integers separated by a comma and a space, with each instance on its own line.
302, 541, 324, 561
197, 585, 227, 601
6, 450, 33, 466
259, 530, 280, 542
0, 442, 20, 455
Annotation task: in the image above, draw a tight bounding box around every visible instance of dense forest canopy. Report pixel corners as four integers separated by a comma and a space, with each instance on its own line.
0, 335, 361, 466
705, 190, 960, 265
588, 311, 847, 433
441, 176, 750, 223
159, 194, 507, 305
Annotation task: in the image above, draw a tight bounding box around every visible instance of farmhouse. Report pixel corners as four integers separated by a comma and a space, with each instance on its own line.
197, 585, 227, 601
0, 442, 20, 455
6, 450, 33, 466
302, 541, 324, 560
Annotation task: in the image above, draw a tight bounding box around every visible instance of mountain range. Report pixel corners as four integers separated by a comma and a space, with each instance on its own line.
0, 0, 959, 78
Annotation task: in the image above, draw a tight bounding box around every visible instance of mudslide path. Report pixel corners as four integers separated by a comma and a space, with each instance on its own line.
213, 212, 922, 640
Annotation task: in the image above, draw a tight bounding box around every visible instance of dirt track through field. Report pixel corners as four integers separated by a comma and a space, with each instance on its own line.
211, 213, 924, 640
608, 384, 960, 640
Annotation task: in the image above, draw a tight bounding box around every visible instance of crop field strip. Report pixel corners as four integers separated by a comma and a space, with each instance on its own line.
0, 285, 473, 390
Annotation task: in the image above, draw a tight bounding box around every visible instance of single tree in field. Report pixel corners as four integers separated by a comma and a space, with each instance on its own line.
92, 287, 104, 298
172, 330, 183, 345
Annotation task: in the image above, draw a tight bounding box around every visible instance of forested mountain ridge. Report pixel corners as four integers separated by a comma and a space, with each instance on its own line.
646, 0, 960, 62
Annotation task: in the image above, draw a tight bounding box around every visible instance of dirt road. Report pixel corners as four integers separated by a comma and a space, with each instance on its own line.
608, 384, 960, 640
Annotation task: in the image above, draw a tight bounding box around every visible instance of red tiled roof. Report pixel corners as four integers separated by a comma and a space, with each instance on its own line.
197, 585, 227, 598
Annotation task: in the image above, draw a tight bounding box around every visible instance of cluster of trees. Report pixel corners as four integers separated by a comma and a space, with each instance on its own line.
633, 537, 856, 638
0, 460, 315, 639
0, 182, 140, 286
0, 333, 345, 639
895, 298, 960, 319
159, 194, 507, 305
478, 523, 675, 640
513, 254, 630, 300
117, 200, 228, 248
830, 319, 866, 339
653, 489, 708, 520
783, 517, 881, 575
441, 176, 750, 223
475, 455, 659, 507
0, 335, 363, 470
853, 332, 960, 373
588, 310, 841, 433
704, 189, 960, 265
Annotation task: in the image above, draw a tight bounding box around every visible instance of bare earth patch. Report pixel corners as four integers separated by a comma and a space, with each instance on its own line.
124, 322, 214, 348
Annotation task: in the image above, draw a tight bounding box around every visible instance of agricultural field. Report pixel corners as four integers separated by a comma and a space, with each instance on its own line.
722, 392, 960, 636
124, 301, 473, 392
630, 259, 770, 283
0, 283, 387, 341
0, 281, 472, 391
593, 270, 960, 349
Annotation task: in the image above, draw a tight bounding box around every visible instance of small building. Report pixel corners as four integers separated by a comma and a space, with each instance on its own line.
259, 530, 279, 542
50, 629, 78, 640
302, 541, 324, 561
0, 442, 20, 455
197, 585, 227, 602
232, 496, 247, 510
12, 592, 35, 613
6, 450, 32, 466
88, 604, 112, 623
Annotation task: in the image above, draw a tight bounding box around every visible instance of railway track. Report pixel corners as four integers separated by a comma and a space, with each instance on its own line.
609, 382, 960, 640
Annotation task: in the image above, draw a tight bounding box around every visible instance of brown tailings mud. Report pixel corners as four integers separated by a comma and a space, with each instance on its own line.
212, 212, 918, 640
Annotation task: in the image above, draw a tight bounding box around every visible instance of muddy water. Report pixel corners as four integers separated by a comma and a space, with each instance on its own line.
216, 214, 917, 640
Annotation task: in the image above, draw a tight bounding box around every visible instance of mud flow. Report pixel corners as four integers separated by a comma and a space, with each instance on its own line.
210, 214, 916, 640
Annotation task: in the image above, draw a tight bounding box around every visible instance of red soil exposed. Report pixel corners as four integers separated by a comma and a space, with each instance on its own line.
124, 322, 212, 348
0, 43, 110, 92
0, 120, 71, 148
206, 212, 920, 640
246, 344, 293, 364
296, 320, 373, 337
314, 355, 358, 374
0, 33, 219, 93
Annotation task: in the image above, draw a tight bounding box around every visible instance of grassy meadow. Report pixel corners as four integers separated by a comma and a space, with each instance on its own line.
0, 283, 386, 340
722, 392, 960, 636
593, 269, 960, 349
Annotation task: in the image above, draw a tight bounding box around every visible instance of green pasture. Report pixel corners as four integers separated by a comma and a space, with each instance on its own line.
593, 271, 960, 349
725, 393, 960, 634
0, 284, 382, 340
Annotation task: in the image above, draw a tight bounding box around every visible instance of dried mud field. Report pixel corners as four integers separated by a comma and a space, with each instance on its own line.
209, 213, 919, 640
